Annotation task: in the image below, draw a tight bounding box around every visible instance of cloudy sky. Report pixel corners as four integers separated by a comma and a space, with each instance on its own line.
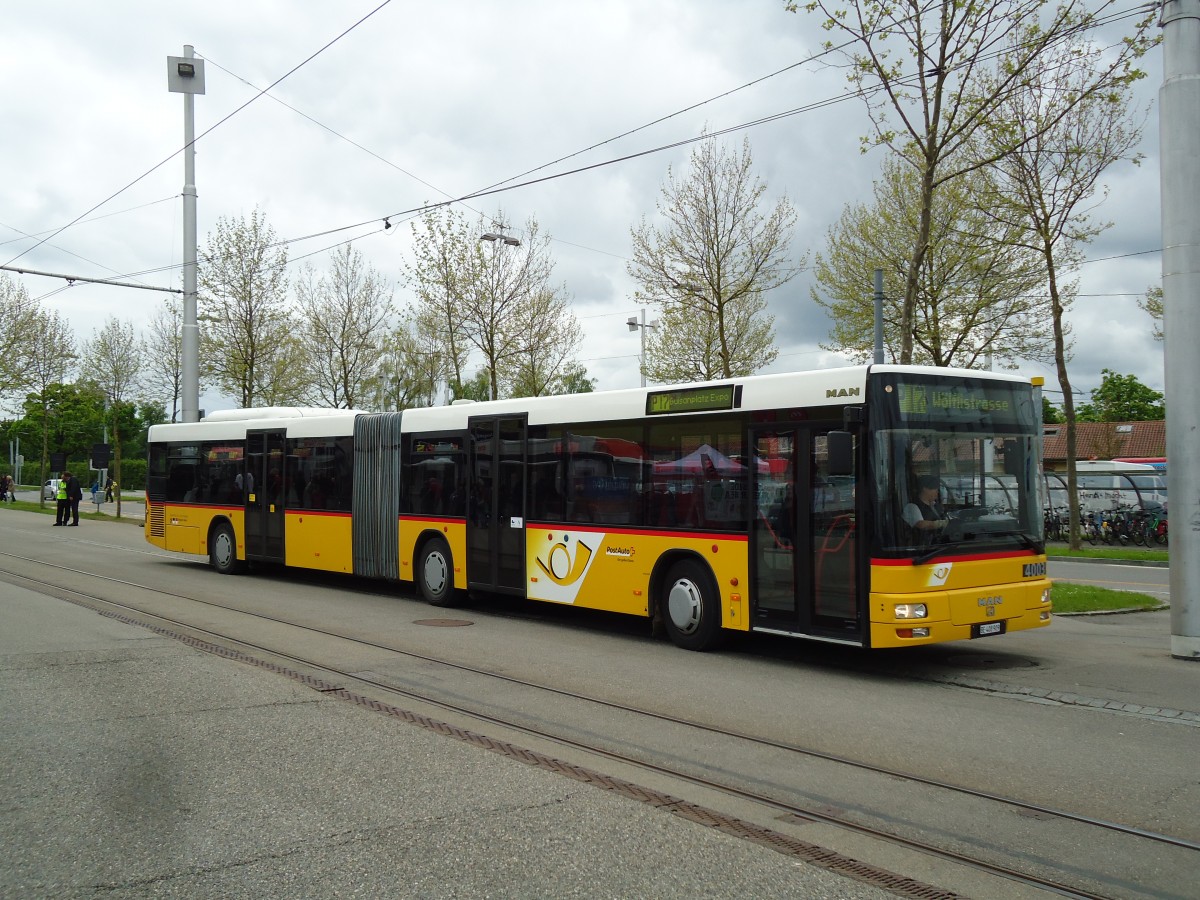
1, 1, 1165, 415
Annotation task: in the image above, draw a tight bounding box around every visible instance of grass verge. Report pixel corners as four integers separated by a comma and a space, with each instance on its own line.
1047, 543, 1168, 563
1051, 582, 1164, 614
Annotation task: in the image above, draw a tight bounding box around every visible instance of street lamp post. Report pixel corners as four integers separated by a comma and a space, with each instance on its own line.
627, 309, 659, 388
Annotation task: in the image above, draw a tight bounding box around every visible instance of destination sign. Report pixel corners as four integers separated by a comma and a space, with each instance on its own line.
646, 385, 737, 416
894, 380, 1027, 426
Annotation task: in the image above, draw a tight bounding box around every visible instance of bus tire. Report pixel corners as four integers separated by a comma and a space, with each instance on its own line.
418, 537, 462, 607
210, 522, 244, 575
662, 559, 724, 651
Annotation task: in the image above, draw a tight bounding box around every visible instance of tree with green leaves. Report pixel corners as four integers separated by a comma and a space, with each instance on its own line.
501, 285, 584, 397
295, 244, 394, 409
812, 157, 1049, 367
366, 309, 449, 411
0, 274, 41, 408
1043, 396, 1064, 425
80, 316, 143, 517
629, 137, 797, 383
977, 24, 1151, 548
199, 208, 305, 407
1139, 285, 1163, 341
407, 209, 581, 400
789, 0, 1158, 364
1076, 370, 1164, 423
22, 308, 77, 502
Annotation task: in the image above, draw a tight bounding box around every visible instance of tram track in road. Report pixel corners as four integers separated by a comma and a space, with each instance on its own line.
4, 552, 1198, 899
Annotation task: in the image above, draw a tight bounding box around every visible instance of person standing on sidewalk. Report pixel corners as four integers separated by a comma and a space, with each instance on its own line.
104, 475, 114, 503
66, 471, 83, 525
54, 473, 70, 525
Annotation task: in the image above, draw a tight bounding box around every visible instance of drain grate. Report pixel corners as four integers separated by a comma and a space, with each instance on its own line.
413, 618, 474, 627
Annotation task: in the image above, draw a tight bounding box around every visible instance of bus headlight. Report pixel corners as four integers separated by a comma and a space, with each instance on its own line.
894, 603, 927, 619
1041, 587, 1052, 604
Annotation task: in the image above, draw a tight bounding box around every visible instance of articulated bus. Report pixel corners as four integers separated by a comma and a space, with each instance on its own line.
145, 365, 1052, 650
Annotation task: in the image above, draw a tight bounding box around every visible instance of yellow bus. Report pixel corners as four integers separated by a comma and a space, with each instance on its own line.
145, 365, 1052, 650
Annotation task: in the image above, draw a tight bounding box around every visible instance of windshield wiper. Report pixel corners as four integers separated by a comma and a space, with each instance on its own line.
911, 529, 1039, 565
984, 529, 1042, 552
913, 538, 968, 566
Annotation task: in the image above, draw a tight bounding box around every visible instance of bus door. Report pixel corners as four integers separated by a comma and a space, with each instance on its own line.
750, 428, 861, 638
467, 416, 527, 594
244, 429, 286, 564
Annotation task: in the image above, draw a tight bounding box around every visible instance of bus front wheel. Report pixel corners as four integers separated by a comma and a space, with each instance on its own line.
210, 522, 244, 575
662, 560, 723, 651
418, 537, 463, 607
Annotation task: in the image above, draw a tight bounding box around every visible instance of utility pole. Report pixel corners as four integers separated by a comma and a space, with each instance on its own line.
1160, 0, 1200, 660
167, 45, 204, 423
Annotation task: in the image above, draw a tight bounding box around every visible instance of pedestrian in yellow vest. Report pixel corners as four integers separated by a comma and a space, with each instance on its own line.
54, 472, 69, 526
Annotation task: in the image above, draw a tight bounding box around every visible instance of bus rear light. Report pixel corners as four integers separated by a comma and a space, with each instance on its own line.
894, 603, 927, 619
896, 627, 931, 638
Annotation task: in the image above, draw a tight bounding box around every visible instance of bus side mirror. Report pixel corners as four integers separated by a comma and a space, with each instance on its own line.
827, 431, 854, 476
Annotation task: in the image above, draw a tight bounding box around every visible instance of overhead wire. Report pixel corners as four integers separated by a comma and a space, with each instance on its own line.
16, 3, 1157, 304
2, 0, 396, 269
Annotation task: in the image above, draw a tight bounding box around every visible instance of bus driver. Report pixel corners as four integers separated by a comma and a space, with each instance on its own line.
903, 474, 949, 536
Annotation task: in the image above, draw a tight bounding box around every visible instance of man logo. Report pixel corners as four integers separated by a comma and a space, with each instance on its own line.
825, 387, 862, 398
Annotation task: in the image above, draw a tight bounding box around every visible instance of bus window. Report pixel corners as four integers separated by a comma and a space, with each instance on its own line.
647, 418, 746, 530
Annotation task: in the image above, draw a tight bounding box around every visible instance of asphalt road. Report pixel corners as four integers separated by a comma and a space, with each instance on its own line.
1050, 557, 1170, 602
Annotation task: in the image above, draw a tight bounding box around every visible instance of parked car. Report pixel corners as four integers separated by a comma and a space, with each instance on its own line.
43, 479, 61, 500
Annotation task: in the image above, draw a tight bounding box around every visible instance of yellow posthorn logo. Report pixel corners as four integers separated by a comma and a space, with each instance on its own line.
535, 536, 594, 586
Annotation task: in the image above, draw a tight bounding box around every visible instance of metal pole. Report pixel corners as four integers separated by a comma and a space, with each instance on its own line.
181, 45, 200, 423
873, 268, 884, 364
640, 308, 648, 387
1160, 0, 1200, 659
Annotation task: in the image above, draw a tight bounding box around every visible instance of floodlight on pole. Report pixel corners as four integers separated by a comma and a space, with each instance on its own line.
481, 232, 520, 246
626, 308, 659, 387
167, 45, 205, 423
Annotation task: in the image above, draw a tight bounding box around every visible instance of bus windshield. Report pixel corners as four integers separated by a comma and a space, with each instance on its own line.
868, 372, 1044, 557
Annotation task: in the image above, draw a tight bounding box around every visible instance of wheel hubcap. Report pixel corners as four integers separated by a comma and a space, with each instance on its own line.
423, 552, 448, 594
214, 532, 232, 567
667, 578, 702, 634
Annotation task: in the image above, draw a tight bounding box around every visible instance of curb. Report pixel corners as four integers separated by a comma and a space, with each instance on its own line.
1048, 555, 1168, 568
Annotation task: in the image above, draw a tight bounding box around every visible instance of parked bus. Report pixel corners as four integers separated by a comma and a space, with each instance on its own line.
145, 365, 1052, 650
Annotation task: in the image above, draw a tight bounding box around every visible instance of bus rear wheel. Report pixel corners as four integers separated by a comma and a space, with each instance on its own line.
662, 560, 723, 651
418, 537, 463, 607
210, 522, 244, 575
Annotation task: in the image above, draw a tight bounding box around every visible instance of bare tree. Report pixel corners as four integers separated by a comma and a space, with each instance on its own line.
791, 0, 1158, 363
812, 157, 1050, 367
296, 245, 394, 408
80, 316, 142, 517
979, 29, 1150, 548
142, 296, 186, 422
198, 208, 304, 408
629, 137, 798, 382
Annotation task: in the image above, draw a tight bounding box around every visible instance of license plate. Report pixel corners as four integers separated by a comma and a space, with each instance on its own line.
972, 621, 1006, 638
